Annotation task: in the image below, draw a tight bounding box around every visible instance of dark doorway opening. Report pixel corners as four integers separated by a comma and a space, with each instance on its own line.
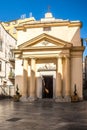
42, 76, 53, 98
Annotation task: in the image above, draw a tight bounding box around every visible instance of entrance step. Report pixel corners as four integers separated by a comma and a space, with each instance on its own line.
37, 98, 55, 102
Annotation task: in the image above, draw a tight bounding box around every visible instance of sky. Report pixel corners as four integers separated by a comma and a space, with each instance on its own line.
0, 0, 87, 55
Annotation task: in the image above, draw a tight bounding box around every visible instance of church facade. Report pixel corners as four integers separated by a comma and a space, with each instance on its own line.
14, 12, 84, 102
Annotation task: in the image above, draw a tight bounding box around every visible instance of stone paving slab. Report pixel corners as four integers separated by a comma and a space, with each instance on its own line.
0, 99, 87, 130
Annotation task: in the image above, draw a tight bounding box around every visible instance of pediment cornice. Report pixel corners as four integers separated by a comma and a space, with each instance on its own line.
18, 33, 72, 49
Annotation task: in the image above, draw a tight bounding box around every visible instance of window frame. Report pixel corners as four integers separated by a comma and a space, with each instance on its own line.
0, 61, 2, 72
43, 27, 51, 31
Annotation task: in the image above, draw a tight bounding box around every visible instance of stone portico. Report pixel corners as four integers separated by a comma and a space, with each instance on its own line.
14, 12, 84, 102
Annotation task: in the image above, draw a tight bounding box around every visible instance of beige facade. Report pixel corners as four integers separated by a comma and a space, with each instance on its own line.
83, 56, 87, 88
2, 17, 35, 40
14, 12, 84, 102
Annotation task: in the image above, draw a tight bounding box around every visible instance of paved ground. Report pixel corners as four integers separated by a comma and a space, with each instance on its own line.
0, 99, 87, 130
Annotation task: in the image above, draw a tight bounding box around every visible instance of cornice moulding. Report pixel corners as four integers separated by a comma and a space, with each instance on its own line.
16, 21, 82, 30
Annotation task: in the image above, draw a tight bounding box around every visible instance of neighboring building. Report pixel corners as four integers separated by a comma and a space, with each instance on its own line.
0, 16, 35, 97
0, 23, 16, 96
2, 17, 35, 40
83, 56, 87, 89
13, 12, 84, 102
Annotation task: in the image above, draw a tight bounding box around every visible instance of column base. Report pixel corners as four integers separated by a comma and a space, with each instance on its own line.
64, 96, 71, 102
20, 96, 28, 102
28, 96, 37, 102
55, 96, 71, 102
79, 97, 83, 101
71, 96, 83, 102
55, 96, 63, 102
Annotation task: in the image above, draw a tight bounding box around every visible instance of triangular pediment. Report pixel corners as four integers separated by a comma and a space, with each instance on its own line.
18, 33, 72, 49
32, 40, 57, 47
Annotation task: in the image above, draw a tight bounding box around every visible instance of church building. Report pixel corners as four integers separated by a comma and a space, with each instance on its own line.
13, 12, 84, 102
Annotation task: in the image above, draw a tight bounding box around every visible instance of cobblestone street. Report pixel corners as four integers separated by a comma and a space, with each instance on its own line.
0, 99, 87, 130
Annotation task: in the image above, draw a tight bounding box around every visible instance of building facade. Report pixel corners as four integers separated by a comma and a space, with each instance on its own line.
2, 17, 35, 40
83, 56, 87, 89
0, 23, 16, 96
14, 12, 84, 102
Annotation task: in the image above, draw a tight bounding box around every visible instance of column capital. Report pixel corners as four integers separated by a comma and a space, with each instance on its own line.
30, 57, 36, 59
64, 54, 71, 59
56, 55, 63, 59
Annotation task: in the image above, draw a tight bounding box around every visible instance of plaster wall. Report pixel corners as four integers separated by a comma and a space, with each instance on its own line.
68, 27, 81, 46
17, 26, 80, 47
71, 57, 83, 99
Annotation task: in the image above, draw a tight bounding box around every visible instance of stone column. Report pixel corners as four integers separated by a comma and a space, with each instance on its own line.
64, 56, 71, 101
55, 57, 62, 102
29, 58, 36, 101
58, 57, 62, 75
21, 59, 28, 101
56, 73, 62, 97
